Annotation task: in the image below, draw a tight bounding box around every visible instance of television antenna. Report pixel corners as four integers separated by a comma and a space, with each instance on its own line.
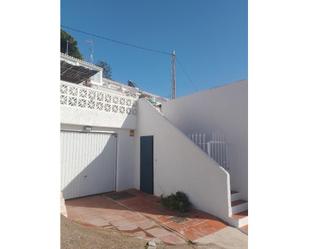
85, 39, 94, 63
171, 50, 176, 99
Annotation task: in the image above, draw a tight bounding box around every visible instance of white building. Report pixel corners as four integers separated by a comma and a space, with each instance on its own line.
60, 53, 248, 228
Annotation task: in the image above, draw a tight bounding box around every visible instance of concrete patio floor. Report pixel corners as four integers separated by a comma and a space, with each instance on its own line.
65, 189, 247, 247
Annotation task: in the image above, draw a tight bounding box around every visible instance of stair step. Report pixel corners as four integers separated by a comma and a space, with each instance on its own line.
231, 191, 241, 202
232, 210, 248, 220
228, 191, 248, 227
228, 210, 248, 228
231, 200, 248, 214
232, 200, 247, 206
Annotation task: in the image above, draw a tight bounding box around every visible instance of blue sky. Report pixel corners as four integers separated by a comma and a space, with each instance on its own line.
61, 0, 247, 98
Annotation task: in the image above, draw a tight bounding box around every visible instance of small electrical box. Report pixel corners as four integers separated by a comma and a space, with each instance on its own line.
129, 130, 135, 137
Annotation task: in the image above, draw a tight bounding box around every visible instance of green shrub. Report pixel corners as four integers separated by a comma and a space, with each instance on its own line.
160, 191, 191, 213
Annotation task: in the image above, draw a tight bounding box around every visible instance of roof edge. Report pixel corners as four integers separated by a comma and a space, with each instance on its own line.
60, 52, 102, 71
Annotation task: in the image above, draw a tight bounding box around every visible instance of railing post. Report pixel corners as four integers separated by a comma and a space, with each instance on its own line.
187, 131, 230, 171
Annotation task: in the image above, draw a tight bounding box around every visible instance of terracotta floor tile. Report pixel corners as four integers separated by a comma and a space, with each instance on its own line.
125, 215, 147, 223
189, 230, 209, 240
132, 230, 153, 240
143, 212, 163, 221
84, 216, 109, 227
182, 230, 200, 241
163, 221, 186, 234
159, 234, 186, 245
110, 219, 132, 227
135, 219, 157, 230
146, 227, 172, 238
157, 215, 173, 224
181, 219, 205, 227
190, 222, 224, 237
99, 216, 121, 224
116, 223, 139, 231
64, 189, 227, 243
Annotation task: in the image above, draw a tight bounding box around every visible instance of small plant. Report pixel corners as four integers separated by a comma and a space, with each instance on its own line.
160, 191, 191, 213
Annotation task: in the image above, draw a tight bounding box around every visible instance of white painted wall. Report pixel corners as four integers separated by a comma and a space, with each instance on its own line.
60, 124, 136, 192
161, 80, 248, 200
60, 81, 137, 130
115, 129, 136, 191
135, 99, 231, 221
61, 106, 136, 129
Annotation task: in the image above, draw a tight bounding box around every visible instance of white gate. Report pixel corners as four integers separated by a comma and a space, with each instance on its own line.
61, 131, 117, 199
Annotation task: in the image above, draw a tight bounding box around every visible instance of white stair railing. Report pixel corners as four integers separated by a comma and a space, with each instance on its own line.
188, 131, 230, 171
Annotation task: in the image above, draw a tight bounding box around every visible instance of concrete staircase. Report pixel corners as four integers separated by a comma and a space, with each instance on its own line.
229, 190, 248, 228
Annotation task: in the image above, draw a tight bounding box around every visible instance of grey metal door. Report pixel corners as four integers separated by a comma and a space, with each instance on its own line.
140, 136, 154, 194
61, 131, 117, 199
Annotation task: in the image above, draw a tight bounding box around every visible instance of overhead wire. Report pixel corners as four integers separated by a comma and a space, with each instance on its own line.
176, 57, 200, 92
61, 25, 172, 56
61, 25, 199, 93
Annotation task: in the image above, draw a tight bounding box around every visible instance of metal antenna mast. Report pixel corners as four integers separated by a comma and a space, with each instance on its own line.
66, 40, 69, 55
86, 40, 94, 63
171, 50, 176, 99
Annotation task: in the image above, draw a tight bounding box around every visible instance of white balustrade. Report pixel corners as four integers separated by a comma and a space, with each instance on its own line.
188, 131, 230, 171
60, 81, 137, 115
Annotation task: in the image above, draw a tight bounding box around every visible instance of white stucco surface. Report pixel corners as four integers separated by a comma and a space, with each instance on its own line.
161, 80, 248, 200
61, 106, 136, 129
60, 81, 137, 130
115, 129, 136, 191
135, 99, 231, 221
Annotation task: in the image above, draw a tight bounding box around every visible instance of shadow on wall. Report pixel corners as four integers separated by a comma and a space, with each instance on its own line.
61, 132, 117, 200
61, 105, 136, 199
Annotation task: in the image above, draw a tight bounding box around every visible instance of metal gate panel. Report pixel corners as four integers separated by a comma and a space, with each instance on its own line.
61, 131, 117, 199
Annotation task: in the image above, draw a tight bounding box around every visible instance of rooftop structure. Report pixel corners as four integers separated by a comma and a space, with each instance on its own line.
60, 53, 167, 105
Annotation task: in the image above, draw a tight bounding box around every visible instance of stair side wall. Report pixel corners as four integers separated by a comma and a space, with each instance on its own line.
161, 80, 248, 201
134, 99, 231, 220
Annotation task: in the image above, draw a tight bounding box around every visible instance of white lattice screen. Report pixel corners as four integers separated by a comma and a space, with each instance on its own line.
60, 82, 137, 115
